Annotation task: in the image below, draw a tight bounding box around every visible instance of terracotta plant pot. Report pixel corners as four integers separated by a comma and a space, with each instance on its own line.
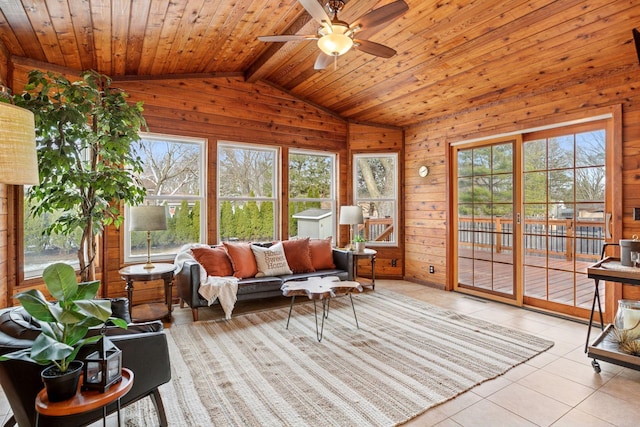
41, 360, 84, 402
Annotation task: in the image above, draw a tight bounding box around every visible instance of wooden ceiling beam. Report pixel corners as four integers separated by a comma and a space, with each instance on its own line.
244, 9, 314, 83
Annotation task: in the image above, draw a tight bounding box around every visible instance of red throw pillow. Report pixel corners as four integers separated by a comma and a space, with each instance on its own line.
282, 238, 315, 273
309, 237, 335, 270
191, 247, 234, 277
223, 242, 259, 279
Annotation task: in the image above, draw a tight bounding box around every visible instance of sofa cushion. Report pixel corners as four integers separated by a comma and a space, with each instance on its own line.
251, 242, 292, 277
282, 238, 315, 273
104, 297, 132, 324
191, 246, 234, 277
223, 242, 259, 279
309, 237, 336, 270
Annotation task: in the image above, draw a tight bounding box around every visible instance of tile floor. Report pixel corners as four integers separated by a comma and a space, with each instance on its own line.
2, 279, 637, 426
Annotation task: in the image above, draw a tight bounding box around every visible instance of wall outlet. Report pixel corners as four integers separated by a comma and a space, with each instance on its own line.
429, 265, 435, 274
391, 258, 397, 267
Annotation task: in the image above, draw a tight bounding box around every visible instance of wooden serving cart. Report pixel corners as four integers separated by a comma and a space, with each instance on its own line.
586, 255, 640, 373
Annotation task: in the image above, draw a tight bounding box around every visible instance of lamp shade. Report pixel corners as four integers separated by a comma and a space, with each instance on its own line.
0, 103, 39, 185
317, 34, 353, 57
317, 23, 353, 57
130, 205, 168, 232
339, 205, 364, 225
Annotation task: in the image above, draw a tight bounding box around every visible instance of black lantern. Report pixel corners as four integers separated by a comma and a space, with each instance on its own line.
82, 335, 123, 392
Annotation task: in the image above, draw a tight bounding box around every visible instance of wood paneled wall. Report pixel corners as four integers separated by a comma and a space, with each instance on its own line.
348, 123, 404, 279
0, 43, 10, 307
403, 63, 640, 306
5, 64, 351, 304
3, 58, 403, 307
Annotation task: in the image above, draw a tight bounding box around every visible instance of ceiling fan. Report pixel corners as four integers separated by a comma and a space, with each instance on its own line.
258, 0, 409, 70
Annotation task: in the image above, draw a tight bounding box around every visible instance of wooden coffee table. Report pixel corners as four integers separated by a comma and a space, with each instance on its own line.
281, 276, 363, 342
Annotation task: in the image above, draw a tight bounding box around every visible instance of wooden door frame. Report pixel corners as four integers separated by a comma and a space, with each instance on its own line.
447, 105, 623, 318
450, 135, 523, 306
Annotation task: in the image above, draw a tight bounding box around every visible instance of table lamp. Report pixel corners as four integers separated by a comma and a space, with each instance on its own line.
130, 205, 167, 269
339, 205, 364, 251
0, 93, 39, 185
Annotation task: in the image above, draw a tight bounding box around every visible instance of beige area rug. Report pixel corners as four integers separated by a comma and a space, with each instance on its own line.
124, 289, 554, 426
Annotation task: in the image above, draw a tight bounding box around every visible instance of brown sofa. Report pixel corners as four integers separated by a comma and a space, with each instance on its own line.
175, 241, 354, 321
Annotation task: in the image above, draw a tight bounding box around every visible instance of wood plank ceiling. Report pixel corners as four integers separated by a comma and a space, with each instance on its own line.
0, 0, 638, 128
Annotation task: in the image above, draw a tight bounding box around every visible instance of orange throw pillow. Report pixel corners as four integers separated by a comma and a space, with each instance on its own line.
223, 242, 259, 279
309, 237, 335, 270
191, 246, 233, 277
282, 238, 315, 273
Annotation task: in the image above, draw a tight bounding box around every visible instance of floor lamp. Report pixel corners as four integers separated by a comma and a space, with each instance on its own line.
130, 205, 168, 269
339, 205, 364, 251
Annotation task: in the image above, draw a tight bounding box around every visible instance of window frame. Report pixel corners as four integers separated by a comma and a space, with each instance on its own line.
124, 132, 207, 264
353, 152, 399, 247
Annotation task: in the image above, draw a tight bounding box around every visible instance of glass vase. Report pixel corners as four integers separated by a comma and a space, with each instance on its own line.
614, 299, 640, 338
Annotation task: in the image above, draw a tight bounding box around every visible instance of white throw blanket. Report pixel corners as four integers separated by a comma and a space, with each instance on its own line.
175, 244, 239, 319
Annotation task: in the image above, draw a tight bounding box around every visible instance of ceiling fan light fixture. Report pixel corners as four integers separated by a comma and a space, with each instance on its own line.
317, 23, 353, 56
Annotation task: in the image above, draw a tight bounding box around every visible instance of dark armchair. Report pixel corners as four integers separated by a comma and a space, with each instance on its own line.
0, 300, 171, 427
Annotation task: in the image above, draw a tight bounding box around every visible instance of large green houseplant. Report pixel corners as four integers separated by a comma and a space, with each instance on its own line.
14, 70, 147, 281
0, 263, 128, 401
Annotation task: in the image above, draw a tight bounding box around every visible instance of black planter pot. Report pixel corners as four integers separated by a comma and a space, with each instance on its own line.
41, 361, 84, 402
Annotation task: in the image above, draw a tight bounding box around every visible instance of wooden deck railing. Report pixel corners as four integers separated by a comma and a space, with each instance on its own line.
359, 217, 394, 242
458, 216, 604, 262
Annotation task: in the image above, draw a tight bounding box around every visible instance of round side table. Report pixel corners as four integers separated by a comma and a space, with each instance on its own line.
35, 368, 134, 427
352, 248, 377, 289
119, 263, 175, 322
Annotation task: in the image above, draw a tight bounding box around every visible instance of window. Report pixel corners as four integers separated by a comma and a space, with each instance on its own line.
217, 143, 278, 242
288, 151, 336, 239
124, 133, 206, 263
353, 153, 398, 246
23, 189, 81, 279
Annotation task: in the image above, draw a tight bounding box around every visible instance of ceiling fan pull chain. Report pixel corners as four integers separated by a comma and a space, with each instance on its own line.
334, 55, 338, 71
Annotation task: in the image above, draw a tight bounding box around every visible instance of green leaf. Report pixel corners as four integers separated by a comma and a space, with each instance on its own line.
49, 304, 83, 325
14, 290, 55, 323
30, 334, 74, 365
109, 317, 129, 329
42, 263, 78, 301
0, 348, 39, 364
64, 324, 90, 346
74, 299, 112, 322
75, 281, 100, 300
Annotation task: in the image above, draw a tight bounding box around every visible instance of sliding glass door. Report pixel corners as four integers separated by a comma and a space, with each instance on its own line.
455, 139, 519, 301
522, 124, 606, 314
453, 119, 613, 317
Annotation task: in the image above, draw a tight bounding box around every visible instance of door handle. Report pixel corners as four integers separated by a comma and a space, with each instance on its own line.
605, 212, 612, 239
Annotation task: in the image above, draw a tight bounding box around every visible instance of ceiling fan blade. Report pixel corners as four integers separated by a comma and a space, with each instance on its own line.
314, 52, 334, 70
354, 39, 396, 58
351, 0, 409, 32
299, 0, 332, 31
258, 35, 317, 42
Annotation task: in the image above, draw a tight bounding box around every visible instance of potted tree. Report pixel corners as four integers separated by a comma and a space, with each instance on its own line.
14, 70, 147, 282
0, 263, 128, 401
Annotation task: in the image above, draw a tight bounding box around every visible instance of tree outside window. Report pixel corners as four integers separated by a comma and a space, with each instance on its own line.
288, 151, 335, 239
217, 143, 277, 242
125, 133, 205, 263
23, 193, 81, 279
354, 153, 398, 246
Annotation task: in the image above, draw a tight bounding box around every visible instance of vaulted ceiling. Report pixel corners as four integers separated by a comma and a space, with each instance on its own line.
0, 1, 637, 128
